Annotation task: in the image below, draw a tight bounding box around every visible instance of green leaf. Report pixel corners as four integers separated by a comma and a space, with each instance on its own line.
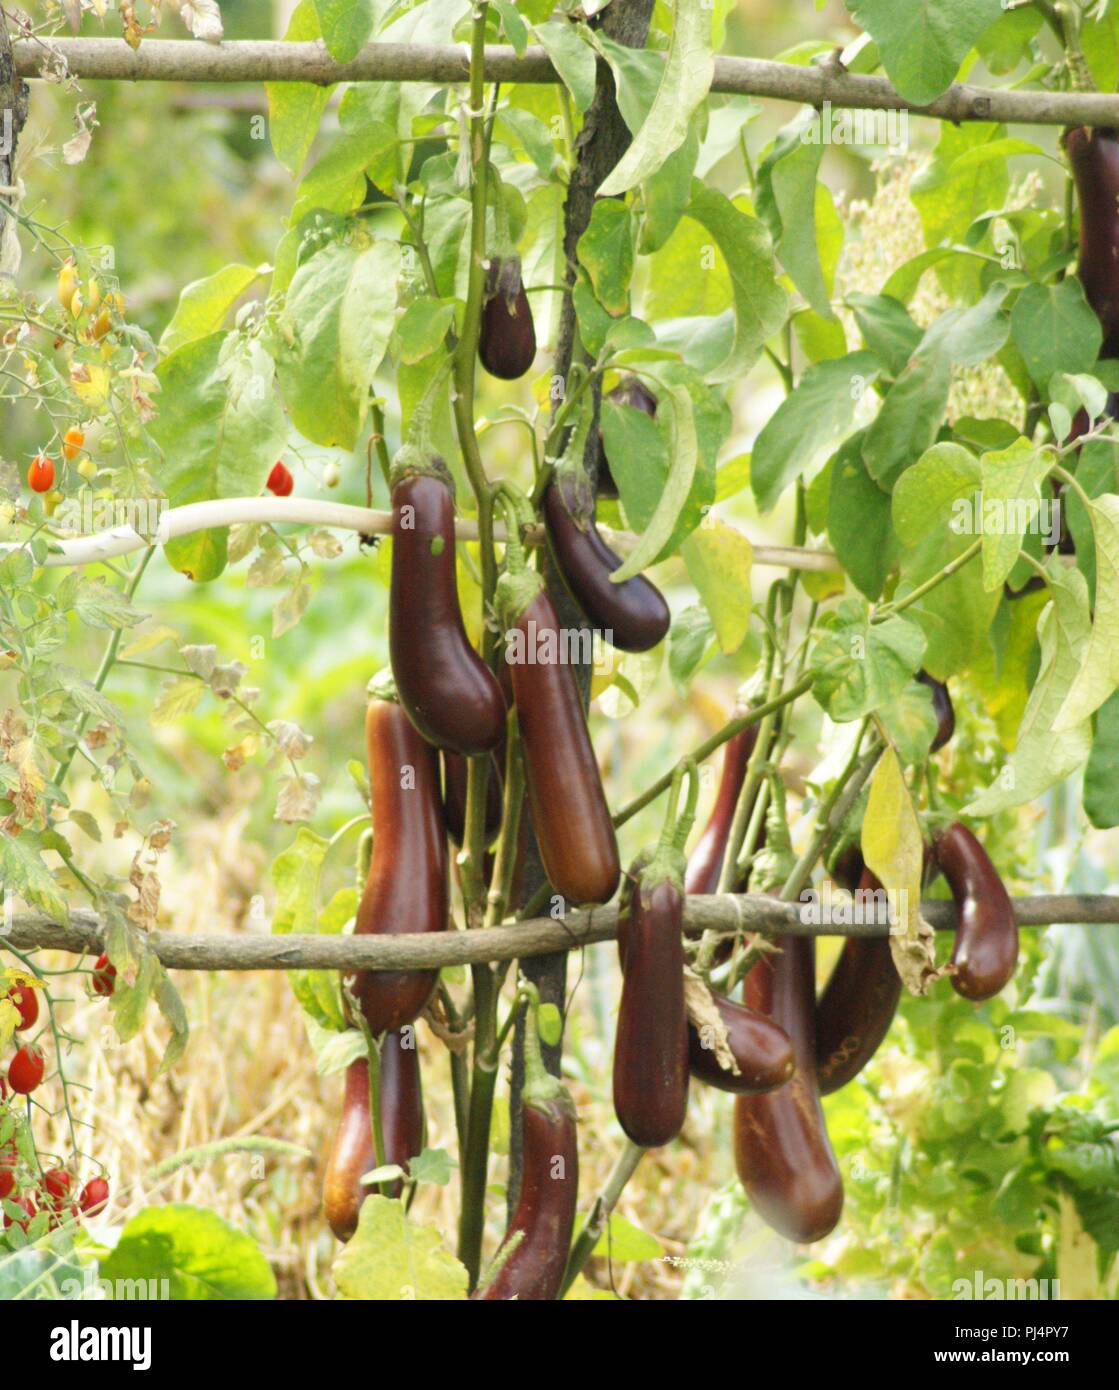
878, 678, 939, 767
910, 122, 1010, 302
1055, 494, 1119, 729
892, 442, 982, 548
590, 1212, 663, 1261
967, 562, 1092, 814
291, 124, 397, 226
611, 382, 697, 583
846, 0, 1005, 105
755, 110, 835, 319
534, 19, 596, 113
979, 437, 1052, 592
879, 680, 940, 766
681, 520, 752, 653
827, 431, 896, 601
492, 0, 527, 54
266, 0, 335, 177
751, 351, 879, 513
640, 118, 700, 255
847, 293, 922, 377
668, 606, 716, 693
161, 265, 262, 354
152, 333, 287, 570
682, 183, 789, 384
863, 286, 1010, 489
334, 1196, 469, 1300
598, 3, 714, 197
313, 0, 374, 62
393, 297, 455, 365
576, 200, 634, 316
272, 828, 346, 1030
0, 830, 68, 923
811, 600, 927, 723
275, 236, 400, 450
1084, 689, 1119, 828
1011, 279, 1103, 391
100, 1205, 277, 1300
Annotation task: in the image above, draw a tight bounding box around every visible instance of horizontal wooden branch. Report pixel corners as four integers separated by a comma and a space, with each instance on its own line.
12, 37, 1119, 127
4, 895, 1116, 972
2, 498, 839, 573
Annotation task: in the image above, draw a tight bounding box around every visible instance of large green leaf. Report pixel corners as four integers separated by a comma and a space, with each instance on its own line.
100, 1205, 277, 1300
755, 110, 835, 320
827, 431, 896, 601
979, 437, 1052, 592
1084, 689, 1119, 828
267, 0, 335, 177
313, 0, 374, 61
682, 184, 789, 384
752, 351, 879, 513
275, 237, 400, 450
161, 265, 262, 354
1011, 279, 1103, 391
598, 2, 714, 196
812, 599, 927, 724
153, 332, 287, 506
846, 0, 1004, 105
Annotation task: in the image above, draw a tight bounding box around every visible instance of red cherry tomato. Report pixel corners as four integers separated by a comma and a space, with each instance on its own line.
8, 1044, 45, 1095
266, 461, 294, 497
42, 1169, 73, 1207
79, 1176, 109, 1216
28, 455, 55, 493
91, 954, 116, 997
10, 984, 39, 1031
0, 1142, 16, 1202
3, 1193, 37, 1231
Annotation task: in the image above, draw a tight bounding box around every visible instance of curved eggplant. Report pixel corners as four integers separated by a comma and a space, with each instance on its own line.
542, 476, 670, 654
685, 723, 759, 895
613, 872, 689, 1148
734, 934, 844, 1243
323, 1057, 375, 1242
916, 670, 955, 753
934, 821, 1018, 1001
815, 869, 902, 1095
473, 1012, 578, 1300
351, 689, 448, 1034
390, 466, 507, 756
688, 991, 795, 1095
499, 581, 619, 906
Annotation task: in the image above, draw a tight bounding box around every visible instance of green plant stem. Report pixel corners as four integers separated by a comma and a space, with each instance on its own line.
780, 734, 881, 905
612, 672, 815, 829
453, 5, 497, 922
53, 547, 152, 789
484, 717, 526, 930
369, 402, 393, 493
873, 538, 982, 624
457, 960, 499, 1287
559, 1138, 646, 1297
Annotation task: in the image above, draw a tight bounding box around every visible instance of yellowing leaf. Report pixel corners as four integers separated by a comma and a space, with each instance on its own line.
334, 1196, 469, 1300
681, 519, 752, 653
70, 362, 110, 405
861, 746, 943, 995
